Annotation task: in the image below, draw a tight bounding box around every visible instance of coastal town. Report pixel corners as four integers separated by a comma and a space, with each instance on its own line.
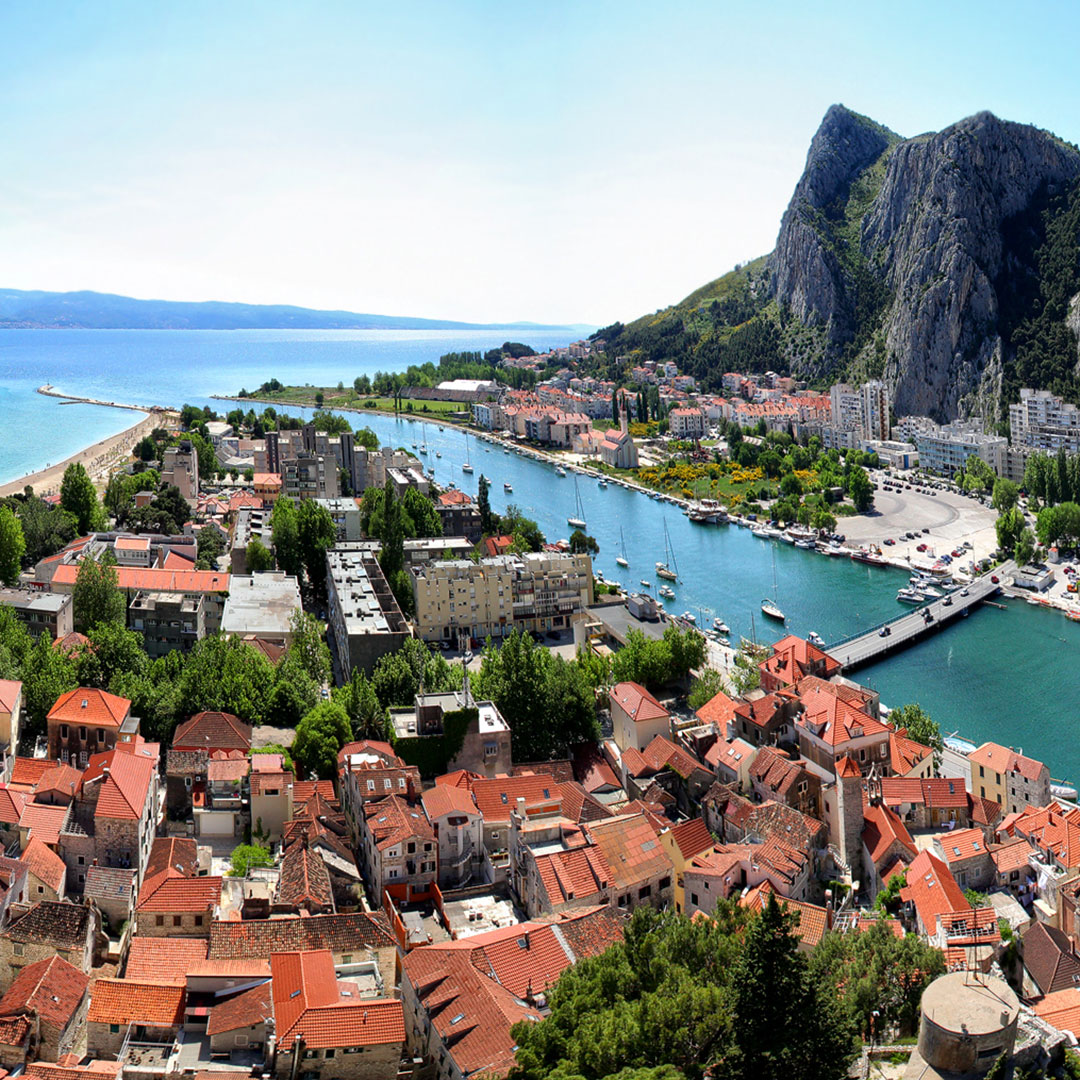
0, 349, 1078, 1079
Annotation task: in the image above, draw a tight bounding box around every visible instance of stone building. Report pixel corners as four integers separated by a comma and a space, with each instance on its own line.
0, 902, 100, 993
0, 955, 89, 1063
86, 978, 185, 1058
46, 689, 133, 767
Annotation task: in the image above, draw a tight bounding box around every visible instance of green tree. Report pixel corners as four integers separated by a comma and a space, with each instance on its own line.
370, 637, 459, 707
688, 668, 726, 711
569, 529, 599, 555
246, 536, 274, 573
286, 611, 332, 687
996, 506, 1025, 554
228, 843, 273, 877
296, 499, 336, 596
20, 632, 78, 740
477, 474, 495, 534
271, 497, 302, 579
473, 629, 599, 760
401, 487, 443, 538
992, 477, 1020, 512
72, 552, 125, 631
354, 426, 378, 450
354, 374, 372, 395
15, 497, 78, 565
76, 622, 149, 689
1016, 527, 1037, 566
730, 641, 764, 696
333, 667, 386, 740
60, 462, 99, 534
847, 466, 873, 513
888, 702, 943, 768
179, 634, 277, 723
0, 506, 25, 585
292, 700, 352, 779
196, 526, 225, 570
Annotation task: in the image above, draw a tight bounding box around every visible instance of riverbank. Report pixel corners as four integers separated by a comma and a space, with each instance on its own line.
0, 407, 165, 498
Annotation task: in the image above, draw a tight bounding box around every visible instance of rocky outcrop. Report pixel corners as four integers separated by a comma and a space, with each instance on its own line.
769, 108, 1080, 420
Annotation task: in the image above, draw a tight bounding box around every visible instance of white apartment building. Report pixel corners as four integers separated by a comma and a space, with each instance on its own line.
915, 421, 1007, 477
1009, 388, 1080, 453
827, 380, 890, 442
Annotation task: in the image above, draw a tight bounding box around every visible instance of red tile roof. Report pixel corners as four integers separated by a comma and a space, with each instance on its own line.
470, 775, 561, 823
206, 981, 272, 1036
0, 681, 20, 714
47, 688, 130, 728
207, 912, 394, 959
748, 747, 809, 800
937, 828, 989, 863
51, 632, 92, 656
20, 837, 67, 893
271, 951, 404, 1051
664, 817, 715, 862
1034, 988, 1080, 1034
0, 786, 27, 826
421, 784, 478, 820
762, 635, 840, 687
862, 803, 916, 866
969, 742, 1047, 783
570, 744, 620, 793
87, 979, 184, 1027
277, 844, 333, 911
889, 729, 933, 776
0, 1015, 32, 1048
136, 871, 221, 913
588, 813, 674, 890
638, 735, 707, 780
694, 689, 740, 729
991, 838, 1034, 875
293, 780, 337, 805
797, 682, 889, 748
18, 802, 68, 845
125, 937, 208, 984
740, 882, 829, 947
900, 850, 970, 929
145, 837, 198, 880
362, 795, 435, 852
610, 682, 669, 724
10, 759, 58, 789
0, 956, 88, 1031
82, 751, 155, 820
51, 563, 229, 594
172, 712, 251, 753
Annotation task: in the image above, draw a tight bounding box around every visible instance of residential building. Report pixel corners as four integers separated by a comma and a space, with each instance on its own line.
759, 634, 842, 693
411, 551, 593, 643
86, 978, 184, 1058
610, 682, 670, 754
326, 547, 411, 677
314, 497, 364, 542
933, 828, 994, 894
46, 689, 133, 767
704, 733, 758, 792
468, 774, 563, 878
900, 849, 971, 936
795, 680, 892, 780
420, 784, 483, 889
0, 902, 99, 992
434, 490, 483, 543
220, 573, 302, 645
282, 453, 340, 500
0, 589, 73, 640
128, 591, 205, 658
682, 840, 813, 914
173, 711, 252, 756
619, 735, 714, 814
20, 838, 67, 902
270, 950, 405, 1080
160, 442, 199, 506
0, 955, 89, 1064
1020, 921, 1080, 998
668, 407, 706, 439
338, 741, 422, 839
276, 841, 335, 915
1009, 388, 1080, 454
748, 747, 822, 818
861, 801, 917, 900
134, 838, 221, 936
359, 795, 437, 902
657, 817, 715, 913
0, 681, 21, 779
388, 683, 512, 780
249, 754, 294, 842
400, 908, 626, 1080
205, 980, 271, 1062
915, 420, 1007, 477
510, 809, 673, 917
968, 742, 1051, 813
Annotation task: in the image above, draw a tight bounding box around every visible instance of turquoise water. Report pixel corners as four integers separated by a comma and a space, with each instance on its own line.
0, 328, 577, 486
2, 329, 1077, 783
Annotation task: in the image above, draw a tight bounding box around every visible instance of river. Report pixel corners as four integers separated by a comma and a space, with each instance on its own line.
334, 412, 1080, 786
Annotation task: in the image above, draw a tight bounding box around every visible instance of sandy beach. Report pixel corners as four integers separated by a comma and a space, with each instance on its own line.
0, 408, 169, 499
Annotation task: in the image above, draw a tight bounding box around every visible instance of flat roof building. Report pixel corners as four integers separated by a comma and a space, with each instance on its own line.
0, 589, 73, 641
220, 573, 302, 646
326, 547, 410, 679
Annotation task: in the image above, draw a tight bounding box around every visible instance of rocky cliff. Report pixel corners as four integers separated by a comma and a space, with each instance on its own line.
770, 106, 1080, 419
599, 106, 1080, 422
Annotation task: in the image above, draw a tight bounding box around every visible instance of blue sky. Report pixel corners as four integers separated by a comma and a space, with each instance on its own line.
2, 0, 1078, 325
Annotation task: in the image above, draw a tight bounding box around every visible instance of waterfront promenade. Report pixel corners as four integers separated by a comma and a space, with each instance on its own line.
827, 562, 1014, 670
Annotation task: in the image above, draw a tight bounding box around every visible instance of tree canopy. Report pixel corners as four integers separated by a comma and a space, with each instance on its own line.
72, 551, 126, 631
60, 462, 102, 534
292, 700, 352, 779
0, 506, 25, 586
611, 627, 706, 691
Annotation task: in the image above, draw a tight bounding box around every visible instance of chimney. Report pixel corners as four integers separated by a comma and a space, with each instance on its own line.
516, 797, 526, 817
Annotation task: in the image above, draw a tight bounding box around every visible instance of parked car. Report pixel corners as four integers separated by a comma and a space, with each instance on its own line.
991, 575, 1000, 584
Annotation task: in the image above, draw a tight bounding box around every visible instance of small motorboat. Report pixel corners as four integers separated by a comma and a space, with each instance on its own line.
713, 618, 730, 634
503, 482, 513, 492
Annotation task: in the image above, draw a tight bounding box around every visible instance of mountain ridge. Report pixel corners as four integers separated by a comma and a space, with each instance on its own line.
595, 105, 1080, 422
0, 288, 592, 334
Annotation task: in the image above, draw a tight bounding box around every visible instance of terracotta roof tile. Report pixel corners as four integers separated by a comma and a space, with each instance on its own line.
421, 784, 478, 821
862, 803, 916, 867
470, 775, 561, 823
511, 760, 576, 784
362, 795, 435, 852
10, 759, 57, 788
18, 802, 68, 845
664, 817, 714, 862
51, 564, 229, 594
87, 979, 184, 1027
208, 912, 394, 959
47, 688, 130, 728
609, 682, 669, 724
0, 681, 20, 714
1022, 921, 1080, 995
124, 937, 208, 984
0, 956, 88, 1031
740, 883, 829, 947
276, 844, 334, 912
173, 712, 252, 753
20, 837, 67, 893
0, 1015, 32, 1047
136, 873, 221, 913
0, 786, 27, 826
1034, 987, 1080, 1034
4, 901, 91, 949
206, 981, 272, 1036
588, 813, 673, 890
937, 828, 989, 863
899, 850, 970, 929
82, 751, 155, 820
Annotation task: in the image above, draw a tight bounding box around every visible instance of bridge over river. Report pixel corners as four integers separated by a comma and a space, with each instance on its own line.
826, 562, 1015, 671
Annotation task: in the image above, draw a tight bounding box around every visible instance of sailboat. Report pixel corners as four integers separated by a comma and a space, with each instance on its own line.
461, 433, 474, 473
656, 520, 679, 581
568, 477, 587, 529
616, 526, 629, 568
761, 547, 785, 621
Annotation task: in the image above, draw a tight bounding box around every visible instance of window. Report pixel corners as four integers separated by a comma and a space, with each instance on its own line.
97, 728, 105, 741
342, 954, 352, 965
12, 944, 23, 956
325, 1050, 335, 1060
639, 885, 652, 899
173, 915, 182, 926
659, 877, 671, 890
110, 1024, 120, 1034
194, 915, 203, 927
156, 915, 165, 927
79, 726, 86, 740
60, 724, 68, 739
37, 886, 43, 895
979, 765, 985, 778
691, 892, 699, 906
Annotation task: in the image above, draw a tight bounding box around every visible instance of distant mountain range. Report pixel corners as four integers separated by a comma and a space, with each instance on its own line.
0, 289, 592, 334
